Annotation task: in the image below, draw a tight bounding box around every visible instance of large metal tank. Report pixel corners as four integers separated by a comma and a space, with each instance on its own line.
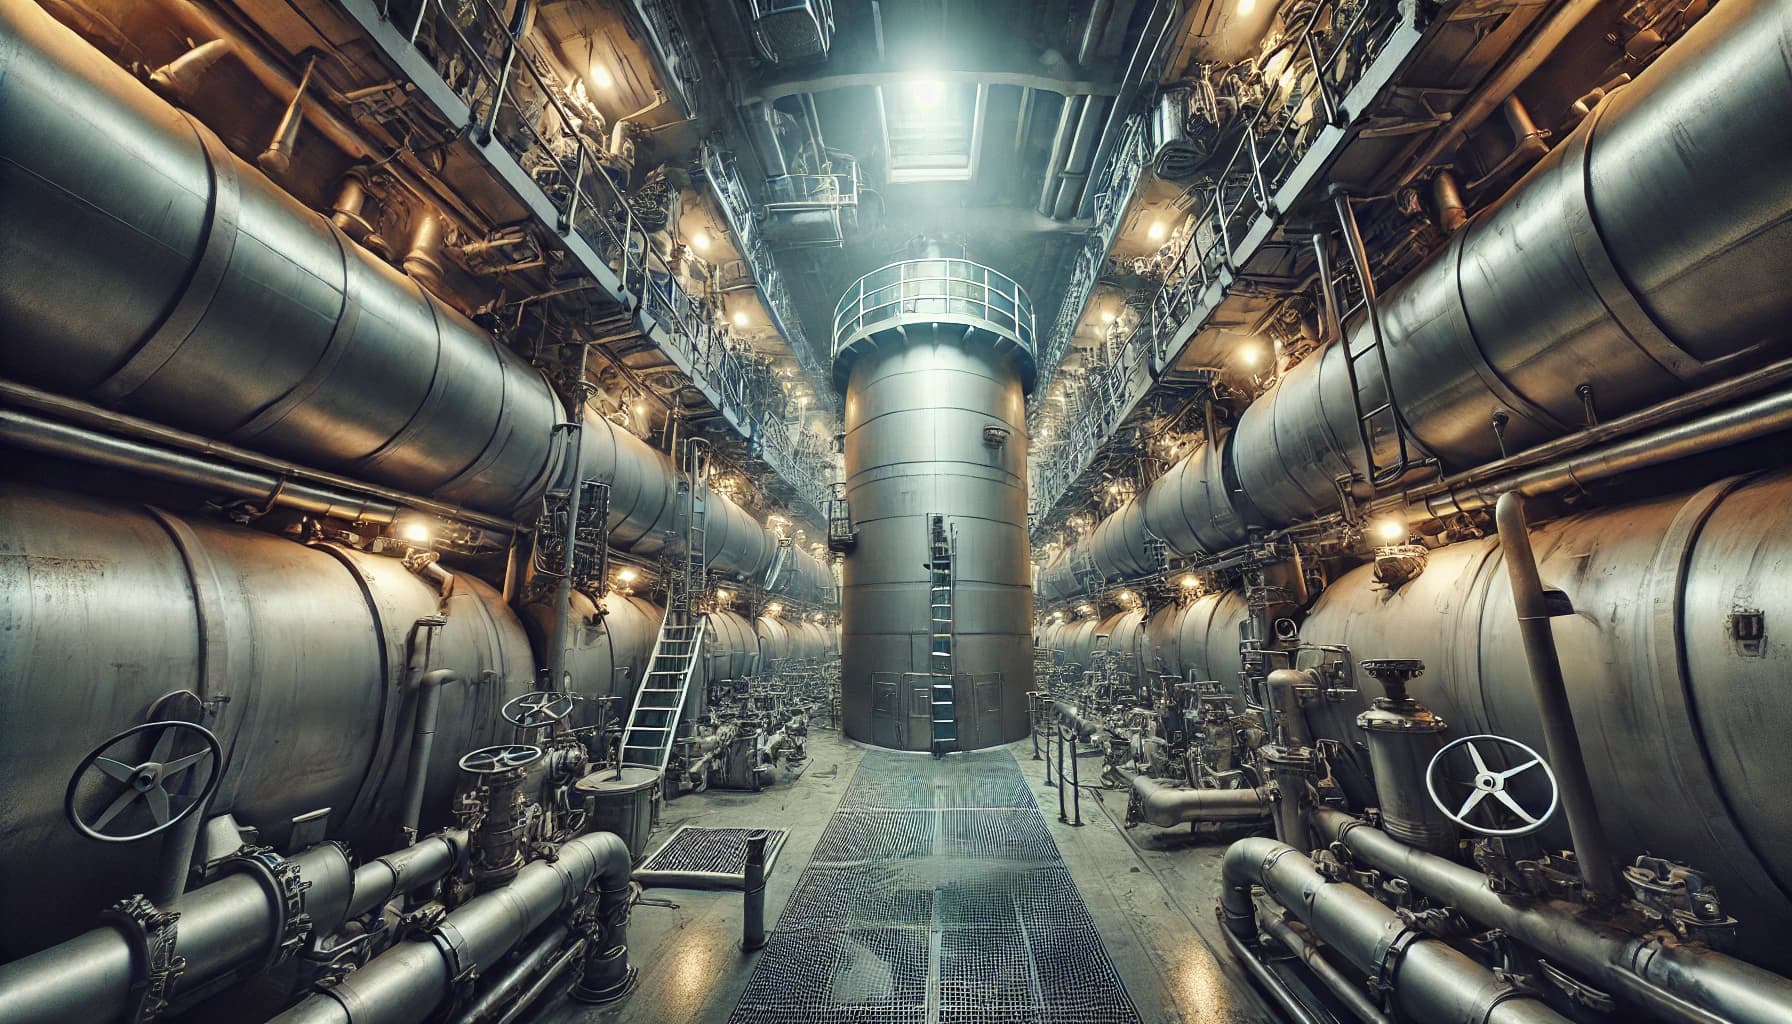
522, 590, 662, 711
1292, 470, 1792, 954
0, 1, 795, 585
0, 484, 531, 956
702, 610, 761, 685
1137, 592, 1250, 687
1098, 0, 1792, 562
834, 258, 1037, 750
1092, 609, 1150, 682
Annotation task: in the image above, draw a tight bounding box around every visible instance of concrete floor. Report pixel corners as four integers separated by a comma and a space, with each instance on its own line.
539, 730, 1278, 1024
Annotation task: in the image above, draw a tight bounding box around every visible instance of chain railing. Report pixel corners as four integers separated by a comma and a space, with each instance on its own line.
832, 259, 1036, 358
375, 0, 832, 515
1030, 0, 1396, 522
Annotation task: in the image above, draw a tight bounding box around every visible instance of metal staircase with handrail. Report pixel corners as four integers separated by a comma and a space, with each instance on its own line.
619, 438, 713, 774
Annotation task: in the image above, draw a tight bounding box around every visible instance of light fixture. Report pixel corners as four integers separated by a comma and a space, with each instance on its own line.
617, 567, 639, 583
1240, 342, 1263, 367
591, 64, 614, 90
732, 310, 749, 327
1076, 603, 1093, 616
1374, 517, 1408, 543
397, 519, 432, 543
767, 601, 783, 616
1100, 309, 1116, 324
634, 403, 647, 417
1118, 590, 1137, 606
692, 230, 711, 252
907, 78, 946, 107
1178, 574, 1198, 589
716, 588, 733, 603
1147, 220, 1168, 242
1237, 0, 1256, 16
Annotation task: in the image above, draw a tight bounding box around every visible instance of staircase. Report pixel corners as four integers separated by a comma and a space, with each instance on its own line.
619, 439, 713, 773
928, 515, 957, 757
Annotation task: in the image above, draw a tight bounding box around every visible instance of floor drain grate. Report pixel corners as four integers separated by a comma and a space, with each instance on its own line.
729, 749, 1141, 1024
634, 826, 789, 889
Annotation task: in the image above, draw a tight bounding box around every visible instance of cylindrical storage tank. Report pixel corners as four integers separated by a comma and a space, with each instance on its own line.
574, 767, 661, 861
755, 615, 796, 669
835, 258, 1036, 751
702, 610, 760, 685
0, 485, 531, 957
523, 590, 661, 715
796, 620, 828, 661
1092, 609, 1149, 682
1144, 604, 1184, 680
1091, 498, 1155, 579
1299, 471, 1792, 957
1175, 590, 1251, 693
1142, 438, 1252, 559
1060, 617, 1102, 672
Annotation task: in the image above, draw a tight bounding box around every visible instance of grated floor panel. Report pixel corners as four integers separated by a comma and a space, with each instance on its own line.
636, 826, 790, 889
728, 749, 1142, 1024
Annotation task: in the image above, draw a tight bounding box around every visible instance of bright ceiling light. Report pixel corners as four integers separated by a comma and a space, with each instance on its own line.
767, 601, 783, 615
1374, 517, 1408, 543
1179, 574, 1198, 589
591, 64, 614, 90
1240, 342, 1263, 367
733, 310, 749, 327
617, 567, 639, 582
1100, 309, 1116, 324
907, 78, 946, 107
1147, 220, 1168, 242
398, 519, 432, 543
1237, 0, 1257, 17
692, 231, 711, 252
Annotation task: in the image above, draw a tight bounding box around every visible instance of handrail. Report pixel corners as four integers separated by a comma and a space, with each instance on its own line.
1030, 1, 1394, 523
831, 258, 1036, 359
378, 0, 833, 513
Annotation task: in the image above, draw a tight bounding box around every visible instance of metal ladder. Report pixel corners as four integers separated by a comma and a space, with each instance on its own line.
927, 515, 957, 757
1327, 193, 1413, 487
619, 439, 712, 773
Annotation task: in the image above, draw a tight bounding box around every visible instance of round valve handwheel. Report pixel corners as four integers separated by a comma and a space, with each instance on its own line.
459, 744, 544, 775
65, 721, 222, 843
502, 692, 577, 730
1426, 734, 1559, 836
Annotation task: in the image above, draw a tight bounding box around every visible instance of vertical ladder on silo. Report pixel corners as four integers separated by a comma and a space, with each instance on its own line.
620, 439, 712, 773
928, 514, 957, 757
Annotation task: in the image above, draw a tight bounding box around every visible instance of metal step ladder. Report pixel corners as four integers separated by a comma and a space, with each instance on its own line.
619, 439, 712, 773
927, 514, 957, 757
1326, 193, 1413, 488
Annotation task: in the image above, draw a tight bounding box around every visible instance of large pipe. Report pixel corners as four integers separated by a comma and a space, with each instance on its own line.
1314, 810, 1792, 1024
1128, 775, 1269, 826
0, 841, 392, 1024
1256, 912, 1391, 1024
269, 831, 633, 1024
1493, 492, 1618, 896
0, 0, 799, 584
1220, 838, 1571, 1024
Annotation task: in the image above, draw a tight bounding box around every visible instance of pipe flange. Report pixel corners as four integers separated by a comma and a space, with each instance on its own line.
100, 894, 186, 1024
221, 846, 314, 973
1369, 923, 1419, 998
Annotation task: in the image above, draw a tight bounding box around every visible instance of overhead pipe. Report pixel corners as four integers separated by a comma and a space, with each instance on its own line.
1220, 838, 1572, 1024
0, 406, 401, 524
258, 55, 316, 176
1037, 95, 1085, 216
269, 832, 633, 1024
1314, 809, 1792, 1024
1128, 775, 1269, 826
1494, 492, 1620, 897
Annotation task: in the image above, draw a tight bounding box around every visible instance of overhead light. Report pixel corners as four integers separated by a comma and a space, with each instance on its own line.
907, 78, 946, 107
767, 601, 783, 615
1100, 309, 1116, 324
634, 403, 647, 416
1237, 0, 1256, 16
692, 231, 711, 252
617, 567, 639, 583
733, 310, 749, 327
1374, 517, 1408, 543
397, 519, 432, 543
1178, 574, 1198, 589
1118, 590, 1137, 605
1147, 220, 1168, 242
1240, 342, 1263, 367
591, 64, 614, 90
716, 588, 733, 603
1076, 603, 1093, 616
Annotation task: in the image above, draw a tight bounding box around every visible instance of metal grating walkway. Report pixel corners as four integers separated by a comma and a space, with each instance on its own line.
636, 826, 791, 889
729, 748, 1143, 1024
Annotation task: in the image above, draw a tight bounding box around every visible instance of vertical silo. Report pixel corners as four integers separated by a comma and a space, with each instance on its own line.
831, 256, 1037, 750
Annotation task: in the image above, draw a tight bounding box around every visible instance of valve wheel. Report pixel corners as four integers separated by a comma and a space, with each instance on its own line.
66, 721, 222, 843
1426, 734, 1559, 836
502, 691, 577, 730
459, 743, 544, 775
